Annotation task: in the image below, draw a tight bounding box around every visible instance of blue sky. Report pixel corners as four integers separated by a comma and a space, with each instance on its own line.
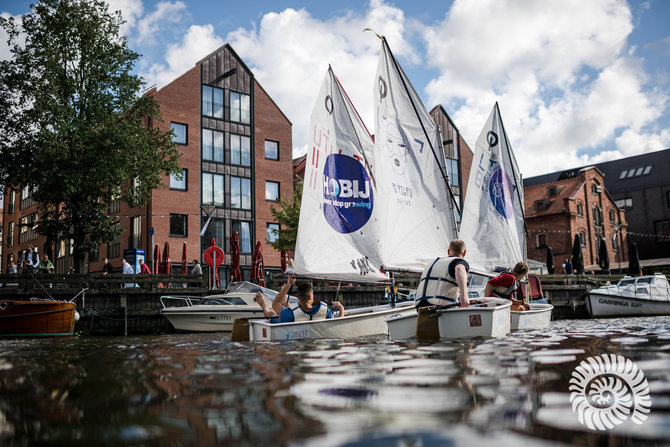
2, 0, 670, 177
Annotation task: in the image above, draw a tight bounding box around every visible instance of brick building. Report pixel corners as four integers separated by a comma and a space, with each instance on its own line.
1, 44, 293, 283
524, 166, 627, 272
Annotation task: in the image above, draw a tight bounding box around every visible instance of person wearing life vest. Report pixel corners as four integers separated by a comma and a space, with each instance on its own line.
415, 239, 470, 309
484, 261, 530, 311
267, 276, 345, 323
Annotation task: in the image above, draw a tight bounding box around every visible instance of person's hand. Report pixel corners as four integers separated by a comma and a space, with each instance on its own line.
523, 302, 530, 310
282, 275, 295, 290
254, 292, 264, 303
459, 298, 470, 308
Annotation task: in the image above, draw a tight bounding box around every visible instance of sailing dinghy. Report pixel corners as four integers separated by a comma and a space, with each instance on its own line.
457, 103, 552, 330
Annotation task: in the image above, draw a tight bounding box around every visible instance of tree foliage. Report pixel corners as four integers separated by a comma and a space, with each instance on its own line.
269, 179, 302, 252
0, 0, 181, 272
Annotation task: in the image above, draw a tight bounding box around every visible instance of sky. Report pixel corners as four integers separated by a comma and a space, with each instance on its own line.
1, 0, 670, 178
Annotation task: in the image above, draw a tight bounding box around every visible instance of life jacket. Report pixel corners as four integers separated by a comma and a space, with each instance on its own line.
491, 283, 518, 299
290, 302, 329, 322
415, 257, 469, 308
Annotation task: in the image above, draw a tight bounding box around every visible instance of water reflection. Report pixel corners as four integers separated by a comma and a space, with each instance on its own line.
0, 317, 669, 446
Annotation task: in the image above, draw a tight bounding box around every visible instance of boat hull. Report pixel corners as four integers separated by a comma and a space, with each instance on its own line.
511, 303, 553, 330
386, 311, 418, 340
162, 308, 266, 332
249, 303, 416, 341
437, 298, 511, 339
586, 292, 670, 317
0, 300, 76, 337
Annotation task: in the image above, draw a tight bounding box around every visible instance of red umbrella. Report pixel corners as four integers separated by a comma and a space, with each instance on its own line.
280, 250, 289, 273
230, 231, 242, 283
181, 242, 187, 273
153, 244, 160, 275
252, 241, 265, 286
163, 241, 172, 274
210, 237, 220, 288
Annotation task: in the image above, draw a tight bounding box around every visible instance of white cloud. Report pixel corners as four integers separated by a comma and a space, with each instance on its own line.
225, 0, 415, 158
419, 0, 670, 176
144, 24, 224, 88
105, 0, 144, 36
135, 1, 187, 45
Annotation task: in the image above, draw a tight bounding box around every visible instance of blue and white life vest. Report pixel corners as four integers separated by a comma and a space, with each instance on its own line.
415, 257, 469, 308
290, 302, 329, 322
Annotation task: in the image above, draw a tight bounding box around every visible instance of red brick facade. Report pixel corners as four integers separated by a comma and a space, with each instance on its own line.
525, 167, 628, 272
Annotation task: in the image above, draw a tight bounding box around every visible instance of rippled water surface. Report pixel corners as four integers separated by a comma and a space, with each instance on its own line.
1, 317, 670, 446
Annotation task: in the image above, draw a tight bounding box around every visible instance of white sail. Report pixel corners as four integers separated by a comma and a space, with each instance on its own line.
294, 68, 389, 282
459, 103, 526, 273
374, 39, 458, 272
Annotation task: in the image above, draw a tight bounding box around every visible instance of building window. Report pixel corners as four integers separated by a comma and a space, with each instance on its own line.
534, 200, 550, 212
618, 170, 628, 179
612, 233, 619, 251
655, 220, 670, 242
170, 169, 187, 190
267, 223, 279, 243
265, 140, 279, 160
579, 230, 586, 246
108, 188, 121, 214
170, 214, 188, 237
230, 176, 251, 209
19, 213, 38, 243
576, 201, 583, 216
129, 216, 142, 249
230, 91, 250, 124
107, 222, 120, 259
130, 177, 141, 207
202, 129, 224, 162
445, 157, 460, 188
593, 206, 603, 227
547, 186, 558, 197
230, 134, 251, 166
591, 183, 601, 194
7, 190, 14, 215
89, 244, 99, 263
232, 221, 252, 253
453, 194, 461, 224
170, 122, 187, 145
536, 233, 547, 249
609, 209, 616, 223
7, 221, 14, 247
615, 197, 632, 209
202, 173, 224, 206
20, 186, 34, 210
202, 85, 224, 119
265, 181, 279, 201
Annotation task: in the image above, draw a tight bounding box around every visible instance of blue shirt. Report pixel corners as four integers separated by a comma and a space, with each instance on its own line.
278, 302, 333, 323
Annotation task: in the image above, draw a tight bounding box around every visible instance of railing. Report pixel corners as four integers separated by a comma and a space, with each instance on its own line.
0, 273, 207, 293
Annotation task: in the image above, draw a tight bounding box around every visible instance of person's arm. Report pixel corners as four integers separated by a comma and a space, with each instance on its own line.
333, 301, 344, 318
272, 276, 295, 316
484, 283, 493, 297
455, 264, 469, 307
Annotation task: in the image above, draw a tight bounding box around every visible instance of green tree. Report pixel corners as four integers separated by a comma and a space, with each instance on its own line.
270, 179, 302, 252
0, 0, 181, 272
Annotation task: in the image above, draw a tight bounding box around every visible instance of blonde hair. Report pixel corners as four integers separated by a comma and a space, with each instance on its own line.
512, 261, 529, 277
448, 239, 466, 256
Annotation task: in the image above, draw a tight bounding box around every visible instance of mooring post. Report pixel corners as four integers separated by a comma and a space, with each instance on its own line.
120, 295, 127, 336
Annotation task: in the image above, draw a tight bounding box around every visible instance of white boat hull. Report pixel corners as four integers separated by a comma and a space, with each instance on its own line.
510, 303, 553, 330
586, 292, 670, 317
162, 308, 266, 332
437, 298, 511, 339
386, 311, 418, 340
249, 303, 416, 341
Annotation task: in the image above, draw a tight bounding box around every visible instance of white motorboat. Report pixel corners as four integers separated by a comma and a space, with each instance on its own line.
160, 282, 297, 332
248, 301, 416, 341
511, 303, 553, 330
586, 273, 670, 317
437, 298, 511, 339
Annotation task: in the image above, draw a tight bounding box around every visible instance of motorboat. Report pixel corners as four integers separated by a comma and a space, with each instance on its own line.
0, 298, 79, 337
586, 273, 670, 317
247, 300, 416, 341
160, 281, 298, 332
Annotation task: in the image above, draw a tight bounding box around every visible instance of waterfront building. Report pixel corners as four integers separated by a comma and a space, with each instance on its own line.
525, 149, 670, 268
524, 166, 628, 273
1, 44, 293, 282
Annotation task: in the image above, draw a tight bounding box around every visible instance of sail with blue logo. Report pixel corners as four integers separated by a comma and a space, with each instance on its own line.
374, 39, 458, 272
294, 67, 389, 282
459, 103, 527, 273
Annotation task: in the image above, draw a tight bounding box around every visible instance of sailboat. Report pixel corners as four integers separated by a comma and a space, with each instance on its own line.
457, 103, 552, 330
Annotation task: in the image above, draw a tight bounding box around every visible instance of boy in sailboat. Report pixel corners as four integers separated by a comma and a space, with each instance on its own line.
255, 276, 345, 322
484, 261, 530, 311
415, 239, 470, 308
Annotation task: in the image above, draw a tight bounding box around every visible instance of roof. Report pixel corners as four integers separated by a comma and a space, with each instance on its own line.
524, 176, 583, 217
524, 148, 670, 194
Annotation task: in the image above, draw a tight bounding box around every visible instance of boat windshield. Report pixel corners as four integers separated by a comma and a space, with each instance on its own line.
201, 297, 247, 306
618, 279, 636, 287
636, 277, 654, 284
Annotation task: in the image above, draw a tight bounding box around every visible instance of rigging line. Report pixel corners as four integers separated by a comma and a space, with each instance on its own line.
495, 102, 529, 242
329, 66, 377, 189
382, 38, 459, 218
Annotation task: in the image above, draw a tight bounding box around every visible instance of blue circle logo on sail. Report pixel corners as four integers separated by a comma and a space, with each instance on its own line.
322, 154, 373, 234
488, 163, 514, 219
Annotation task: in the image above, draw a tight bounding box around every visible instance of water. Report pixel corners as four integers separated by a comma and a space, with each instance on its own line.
1, 317, 670, 447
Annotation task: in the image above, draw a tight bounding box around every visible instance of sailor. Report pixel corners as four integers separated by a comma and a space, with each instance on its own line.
484, 261, 530, 311
415, 239, 470, 308
269, 276, 345, 323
